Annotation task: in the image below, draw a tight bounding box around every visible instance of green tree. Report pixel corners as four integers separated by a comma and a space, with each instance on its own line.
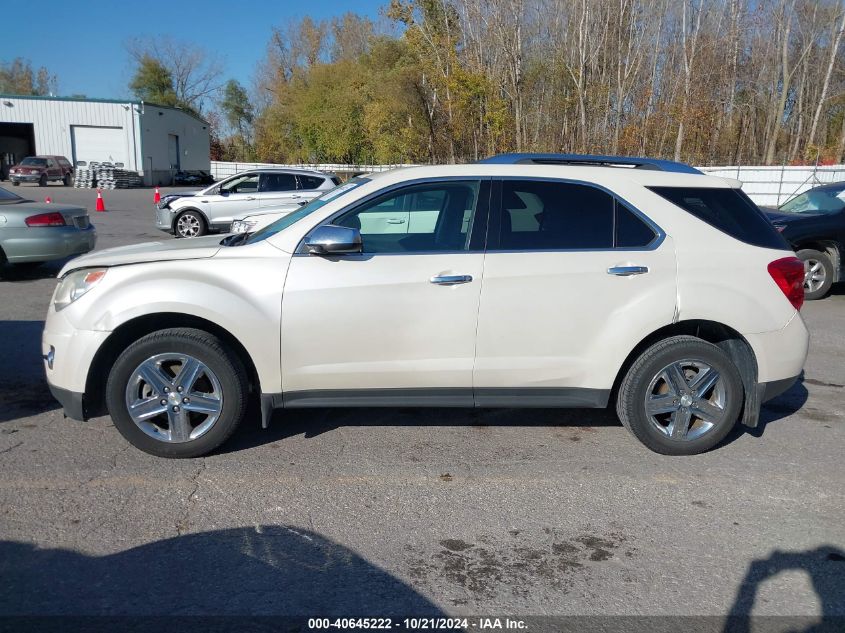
129, 55, 179, 107
219, 80, 255, 161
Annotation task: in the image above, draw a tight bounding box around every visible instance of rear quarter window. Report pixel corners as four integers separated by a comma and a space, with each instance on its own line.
649, 186, 788, 250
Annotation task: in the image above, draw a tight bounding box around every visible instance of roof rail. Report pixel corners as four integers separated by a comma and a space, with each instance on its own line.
478, 153, 702, 175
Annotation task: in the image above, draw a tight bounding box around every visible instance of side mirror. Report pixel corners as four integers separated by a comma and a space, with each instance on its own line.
304, 225, 362, 255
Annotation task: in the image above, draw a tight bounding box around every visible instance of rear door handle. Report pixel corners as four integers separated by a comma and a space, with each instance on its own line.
245, 196, 256, 201
607, 266, 649, 276
430, 274, 473, 285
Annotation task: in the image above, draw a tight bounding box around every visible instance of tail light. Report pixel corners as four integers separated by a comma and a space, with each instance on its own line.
25, 212, 66, 227
768, 257, 805, 311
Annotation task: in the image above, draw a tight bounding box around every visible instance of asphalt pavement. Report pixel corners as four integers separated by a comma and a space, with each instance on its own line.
0, 184, 843, 626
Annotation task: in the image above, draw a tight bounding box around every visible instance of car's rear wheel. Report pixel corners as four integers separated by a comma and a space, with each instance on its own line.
12, 181, 19, 186
38, 174, 47, 187
106, 328, 248, 458
174, 210, 207, 238
616, 336, 743, 455
796, 248, 833, 300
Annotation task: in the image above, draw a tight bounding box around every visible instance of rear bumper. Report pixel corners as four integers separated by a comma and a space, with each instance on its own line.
745, 312, 810, 384
761, 375, 800, 402
2, 225, 97, 263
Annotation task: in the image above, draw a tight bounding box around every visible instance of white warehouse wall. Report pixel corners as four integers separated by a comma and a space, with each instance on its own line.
0, 96, 141, 171
139, 104, 210, 186
0, 96, 211, 186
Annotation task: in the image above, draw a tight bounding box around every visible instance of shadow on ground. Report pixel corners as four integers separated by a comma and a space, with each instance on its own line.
724, 546, 845, 632
0, 320, 57, 422
222, 403, 621, 455
0, 525, 442, 617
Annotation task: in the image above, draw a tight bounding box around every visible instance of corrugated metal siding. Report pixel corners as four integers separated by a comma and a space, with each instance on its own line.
0, 97, 142, 172
140, 105, 210, 186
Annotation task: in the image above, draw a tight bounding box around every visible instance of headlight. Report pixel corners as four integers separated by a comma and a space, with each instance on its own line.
231, 219, 257, 234
53, 268, 107, 311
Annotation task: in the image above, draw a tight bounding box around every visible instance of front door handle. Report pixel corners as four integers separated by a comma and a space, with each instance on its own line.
245, 196, 256, 201
607, 265, 649, 276
386, 218, 406, 224
430, 274, 473, 285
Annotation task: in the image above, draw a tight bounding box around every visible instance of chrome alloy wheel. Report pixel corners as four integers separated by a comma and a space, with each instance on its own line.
803, 258, 826, 294
124, 353, 223, 443
644, 360, 727, 441
176, 213, 202, 238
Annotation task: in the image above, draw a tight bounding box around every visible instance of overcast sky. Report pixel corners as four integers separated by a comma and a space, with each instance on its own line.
2, 0, 385, 99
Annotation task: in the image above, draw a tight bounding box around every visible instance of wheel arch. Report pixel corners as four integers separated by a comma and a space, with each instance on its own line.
84, 313, 260, 418
611, 319, 761, 428
172, 206, 210, 232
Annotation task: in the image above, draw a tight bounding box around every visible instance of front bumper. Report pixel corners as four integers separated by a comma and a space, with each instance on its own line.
9, 174, 42, 183
2, 224, 97, 263
155, 206, 175, 232
42, 303, 111, 419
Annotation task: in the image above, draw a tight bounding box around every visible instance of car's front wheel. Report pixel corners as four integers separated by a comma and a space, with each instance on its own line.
106, 328, 248, 458
796, 248, 833, 300
174, 210, 207, 238
616, 335, 743, 455
63, 174, 72, 186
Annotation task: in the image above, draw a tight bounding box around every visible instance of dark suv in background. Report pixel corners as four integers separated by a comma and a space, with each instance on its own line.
8, 156, 74, 187
765, 181, 845, 300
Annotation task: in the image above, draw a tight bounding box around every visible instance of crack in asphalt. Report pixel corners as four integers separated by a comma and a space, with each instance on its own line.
0, 442, 23, 455
175, 460, 208, 536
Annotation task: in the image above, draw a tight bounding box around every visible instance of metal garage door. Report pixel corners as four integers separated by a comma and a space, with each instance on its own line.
71, 126, 126, 166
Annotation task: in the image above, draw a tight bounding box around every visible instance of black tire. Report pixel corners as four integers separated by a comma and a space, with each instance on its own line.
174, 210, 207, 238
11, 261, 43, 270
38, 174, 47, 187
63, 174, 72, 186
105, 328, 248, 458
12, 181, 19, 186
616, 335, 743, 456
796, 248, 833, 301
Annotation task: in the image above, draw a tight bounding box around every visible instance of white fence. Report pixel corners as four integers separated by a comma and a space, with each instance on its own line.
211, 160, 845, 207
210, 161, 414, 180
697, 165, 845, 206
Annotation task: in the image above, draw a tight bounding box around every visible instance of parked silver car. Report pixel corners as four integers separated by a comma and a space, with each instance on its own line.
156, 168, 340, 238
0, 187, 96, 270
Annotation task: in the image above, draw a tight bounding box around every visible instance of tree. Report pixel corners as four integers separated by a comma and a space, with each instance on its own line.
0, 58, 55, 95
219, 80, 255, 161
126, 38, 221, 113
129, 55, 179, 106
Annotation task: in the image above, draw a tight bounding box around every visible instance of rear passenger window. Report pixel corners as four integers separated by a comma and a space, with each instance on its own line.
649, 186, 788, 250
616, 205, 657, 248
261, 173, 296, 192
496, 181, 614, 250
298, 175, 325, 190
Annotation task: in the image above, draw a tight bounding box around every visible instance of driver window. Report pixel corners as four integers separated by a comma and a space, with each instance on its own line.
221, 174, 259, 194
335, 181, 480, 253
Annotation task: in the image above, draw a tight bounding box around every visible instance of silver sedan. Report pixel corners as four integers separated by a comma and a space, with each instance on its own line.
0, 186, 96, 269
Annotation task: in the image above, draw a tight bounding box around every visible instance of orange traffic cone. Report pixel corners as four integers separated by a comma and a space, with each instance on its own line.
45, 196, 52, 204
95, 189, 106, 212
154, 186, 161, 204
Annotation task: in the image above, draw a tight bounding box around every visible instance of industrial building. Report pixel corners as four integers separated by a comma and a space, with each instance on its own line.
0, 95, 210, 186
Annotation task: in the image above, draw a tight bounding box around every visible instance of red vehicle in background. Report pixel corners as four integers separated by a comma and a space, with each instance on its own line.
8, 156, 74, 187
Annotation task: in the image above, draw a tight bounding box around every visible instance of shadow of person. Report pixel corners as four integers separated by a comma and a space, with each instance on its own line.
723, 546, 845, 633
0, 525, 443, 619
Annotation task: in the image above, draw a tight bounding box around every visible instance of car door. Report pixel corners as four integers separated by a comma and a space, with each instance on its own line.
473, 178, 677, 406
46, 158, 60, 181
280, 179, 490, 404
258, 172, 300, 208
197, 173, 260, 225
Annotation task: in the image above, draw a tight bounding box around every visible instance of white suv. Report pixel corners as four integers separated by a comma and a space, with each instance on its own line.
44, 154, 809, 458
156, 168, 339, 238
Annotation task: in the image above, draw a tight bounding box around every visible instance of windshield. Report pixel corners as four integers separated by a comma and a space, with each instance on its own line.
20, 157, 47, 167
0, 187, 24, 204
779, 188, 845, 215
244, 177, 371, 244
